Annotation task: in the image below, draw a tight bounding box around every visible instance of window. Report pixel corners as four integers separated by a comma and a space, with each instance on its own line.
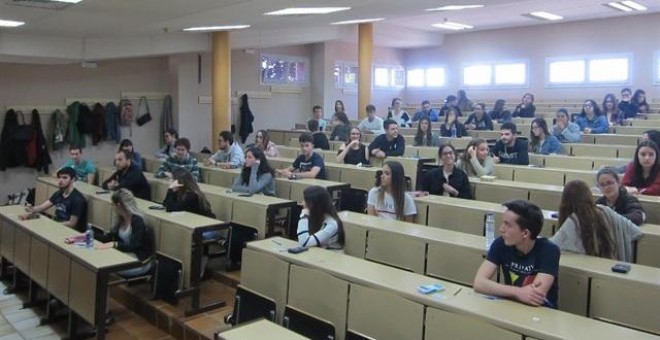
654, 51, 660, 85
374, 67, 390, 87
260, 54, 309, 86
461, 61, 527, 88
406, 67, 446, 88
334, 61, 358, 88
391, 67, 405, 88
546, 54, 631, 87
373, 65, 405, 89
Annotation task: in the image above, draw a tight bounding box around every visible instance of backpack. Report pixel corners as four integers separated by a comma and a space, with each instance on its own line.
119, 99, 134, 127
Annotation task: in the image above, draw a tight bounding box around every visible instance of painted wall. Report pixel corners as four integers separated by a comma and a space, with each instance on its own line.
404, 13, 660, 106
0, 57, 169, 201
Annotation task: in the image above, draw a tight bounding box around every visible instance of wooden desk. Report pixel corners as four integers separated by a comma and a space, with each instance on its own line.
246, 238, 654, 340
34, 177, 227, 316
217, 319, 309, 340
0, 206, 139, 340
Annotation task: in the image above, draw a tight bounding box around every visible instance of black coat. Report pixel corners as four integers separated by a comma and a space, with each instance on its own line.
421, 166, 473, 199
239, 94, 254, 143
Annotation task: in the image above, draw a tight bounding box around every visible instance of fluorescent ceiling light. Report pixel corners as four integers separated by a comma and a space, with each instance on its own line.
431, 21, 473, 30
529, 11, 564, 21
425, 5, 484, 11
331, 18, 384, 25
183, 25, 250, 32
0, 19, 25, 28
607, 2, 633, 11
265, 7, 351, 16
51, 0, 84, 3
621, 0, 647, 10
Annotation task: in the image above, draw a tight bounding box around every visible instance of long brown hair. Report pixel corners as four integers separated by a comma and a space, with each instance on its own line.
303, 185, 344, 246
558, 180, 617, 259
414, 117, 433, 146
461, 138, 487, 176
172, 169, 213, 216
377, 161, 407, 221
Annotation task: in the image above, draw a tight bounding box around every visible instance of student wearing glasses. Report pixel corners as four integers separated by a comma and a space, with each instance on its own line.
575, 99, 608, 134
529, 118, 561, 155
552, 109, 581, 143
421, 144, 473, 199
595, 167, 646, 226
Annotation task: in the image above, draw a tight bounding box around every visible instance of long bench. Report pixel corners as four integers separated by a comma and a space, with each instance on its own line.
244, 237, 655, 340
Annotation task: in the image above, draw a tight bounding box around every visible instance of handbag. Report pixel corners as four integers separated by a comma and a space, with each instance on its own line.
136, 96, 152, 126
10, 111, 34, 141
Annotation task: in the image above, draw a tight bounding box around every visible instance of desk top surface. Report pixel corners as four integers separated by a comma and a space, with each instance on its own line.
414, 194, 559, 221
0, 206, 138, 270
218, 320, 309, 340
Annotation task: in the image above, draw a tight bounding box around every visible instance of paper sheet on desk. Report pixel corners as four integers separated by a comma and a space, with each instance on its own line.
168, 212, 184, 216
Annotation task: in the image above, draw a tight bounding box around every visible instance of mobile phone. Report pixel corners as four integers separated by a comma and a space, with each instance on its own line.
237, 193, 253, 197
96, 190, 110, 195
551, 212, 559, 218
287, 246, 309, 254
611, 263, 631, 274
360, 164, 372, 168
148, 205, 165, 210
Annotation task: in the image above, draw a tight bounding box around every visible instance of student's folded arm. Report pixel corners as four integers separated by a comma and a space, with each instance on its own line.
297, 167, 321, 179
248, 171, 273, 194
473, 261, 518, 299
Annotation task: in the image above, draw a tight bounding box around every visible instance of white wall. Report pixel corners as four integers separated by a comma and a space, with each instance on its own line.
404, 12, 660, 105
0, 57, 169, 201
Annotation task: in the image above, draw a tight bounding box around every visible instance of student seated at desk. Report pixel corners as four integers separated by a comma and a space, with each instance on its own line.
24, 167, 88, 232
297, 186, 344, 249
59, 146, 96, 184
387, 97, 411, 128
622, 140, 660, 196
308, 119, 330, 150
551, 180, 642, 262
512, 93, 536, 118
575, 100, 608, 134
489, 99, 512, 124
493, 122, 529, 165
413, 117, 438, 147
330, 111, 351, 142
97, 189, 153, 277
163, 169, 217, 242
464, 103, 494, 131
357, 104, 385, 135
231, 147, 275, 196
119, 139, 142, 170
421, 144, 473, 199
473, 200, 559, 308
276, 132, 327, 180
255, 130, 279, 158
439, 108, 467, 138
102, 150, 151, 200
595, 167, 646, 226
368, 119, 405, 159
529, 118, 561, 155
458, 138, 493, 176
367, 161, 416, 222
552, 109, 581, 143
156, 128, 178, 158
336, 127, 369, 165
155, 138, 201, 182
206, 131, 245, 169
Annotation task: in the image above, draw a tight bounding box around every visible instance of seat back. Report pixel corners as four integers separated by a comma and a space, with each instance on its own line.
283, 305, 335, 340
231, 285, 276, 325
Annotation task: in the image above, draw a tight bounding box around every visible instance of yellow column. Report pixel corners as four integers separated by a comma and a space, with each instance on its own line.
212, 31, 231, 150
357, 23, 373, 120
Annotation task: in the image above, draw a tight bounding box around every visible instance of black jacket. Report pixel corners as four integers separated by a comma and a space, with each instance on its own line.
440, 122, 468, 138
368, 134, 405, 157
99, 214, 153, 262
595, 187, 646, 226
421, 166, 473, 199
163, 189, 215, 218
239, 94, 254, 143
28, 109, 52, 174
102, 163, 151, 200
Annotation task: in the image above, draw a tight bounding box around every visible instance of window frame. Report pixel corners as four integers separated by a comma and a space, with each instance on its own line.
545, 53, 633, 88
405, 65, 448, 88
654, 51, 660, 86
460, 59, 529, 89
373, 64, 406, 90
260, 53, 310, 86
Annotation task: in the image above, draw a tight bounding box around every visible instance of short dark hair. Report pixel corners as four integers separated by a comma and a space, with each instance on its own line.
500, 122, 517, 134
473, 102, 486, 111
313, 105, 322, 111
174, 138, 191, 150
445, 95, 457, 102
621, 87, 632, 94
421, 100, 431, 106
502, 200, 544, 239
69, 146, 82, 152
57, 166, 77, 179
307, 119, 320, 132
219, 131, 234, 144
383, 119, 398, 130
366, 104, 376, 113
299, 132, 313, 144
165, 128, 179, 139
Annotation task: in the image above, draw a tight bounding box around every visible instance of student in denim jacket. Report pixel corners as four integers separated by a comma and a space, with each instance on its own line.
575, 99, 608, 134
530, 118, 561, 155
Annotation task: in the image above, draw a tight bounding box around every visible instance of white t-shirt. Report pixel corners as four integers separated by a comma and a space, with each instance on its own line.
358, 117, 385, 135
367, 187, 417, 220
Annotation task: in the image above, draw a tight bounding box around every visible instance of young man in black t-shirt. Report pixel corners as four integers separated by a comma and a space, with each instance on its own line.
276, 132, 326, 179
24, 167, 88, 232
473, 200, 560, 308
493, 122, 529, 165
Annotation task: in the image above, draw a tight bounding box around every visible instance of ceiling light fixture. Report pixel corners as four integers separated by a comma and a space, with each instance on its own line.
183, 25, 250, 32
620, 0, 647, 10
0, 19, 25, 28
425, 5, 484, 11
264, 7, 351, 16
51, 0, 84, 3
431, 20, 473, 30
528, 11, 564, 21
331, 18, 385, 25
607, 2, 633, 11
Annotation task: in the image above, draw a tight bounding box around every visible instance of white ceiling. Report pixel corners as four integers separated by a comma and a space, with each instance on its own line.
0, 0, 657, 62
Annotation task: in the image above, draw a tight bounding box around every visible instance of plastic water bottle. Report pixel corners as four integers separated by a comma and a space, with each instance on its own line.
485, 212, 495, 250
451, 125, 457, 138
85, 223, 94, 249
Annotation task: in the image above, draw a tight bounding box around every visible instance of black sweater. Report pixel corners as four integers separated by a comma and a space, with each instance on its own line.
421, 166, 473, 199
368, 134, 405, 157
99, 214, 153, 261
163, 189, 215, 218
102, 163, 151, 200
595, 188, 646, 226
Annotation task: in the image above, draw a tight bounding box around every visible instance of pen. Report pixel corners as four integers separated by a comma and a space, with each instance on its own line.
543, 298, 555, 308
272, 239, 282, 246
